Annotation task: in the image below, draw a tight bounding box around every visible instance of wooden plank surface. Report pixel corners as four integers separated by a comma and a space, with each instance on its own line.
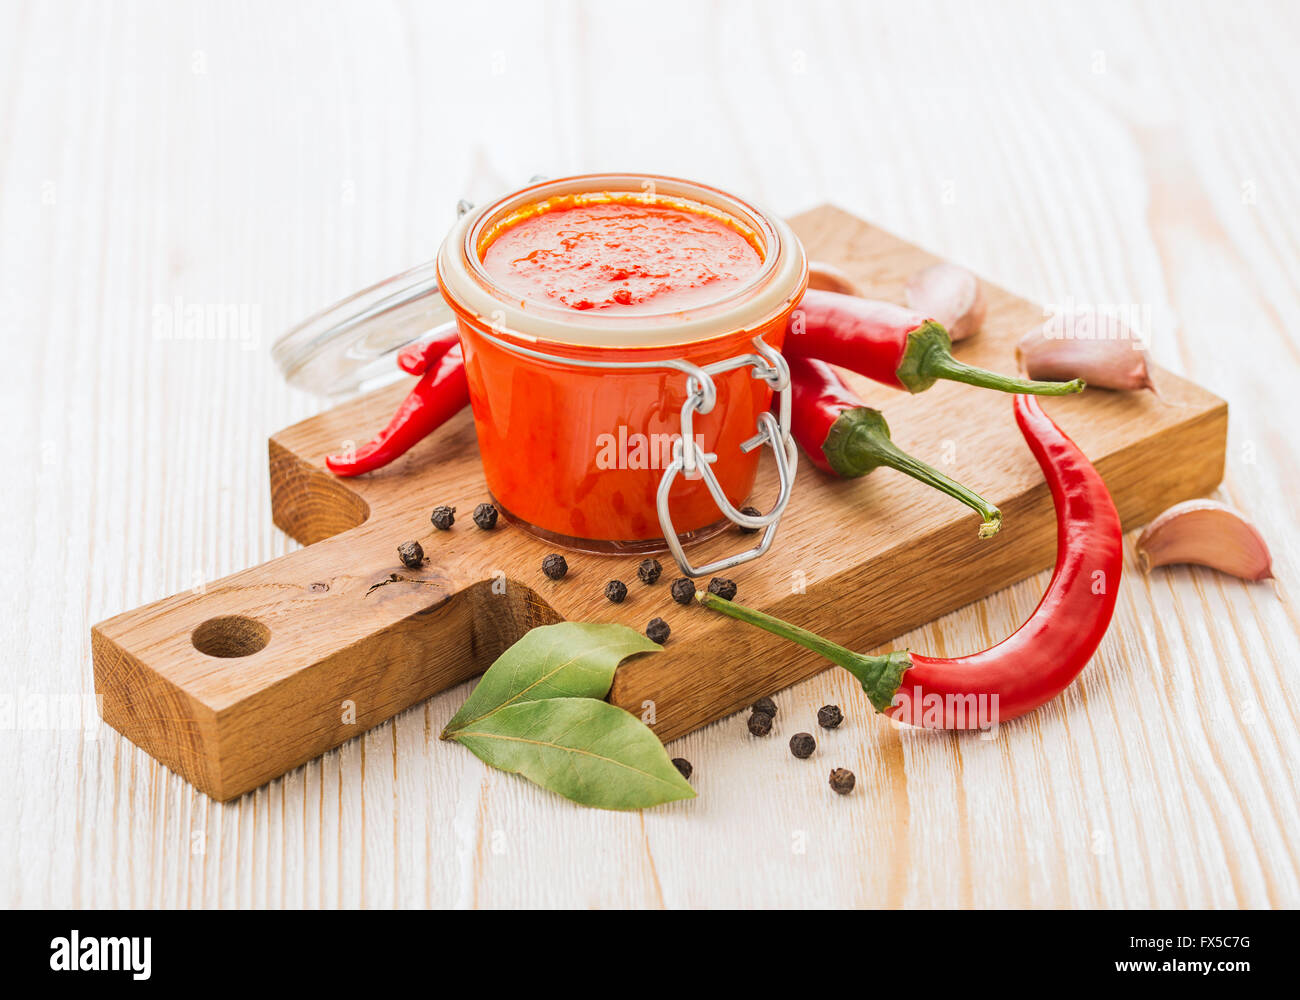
4, 0, 1298, 908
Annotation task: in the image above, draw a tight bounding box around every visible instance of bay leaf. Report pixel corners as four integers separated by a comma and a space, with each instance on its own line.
441, 622, 659, 738
451, 698, 695, 810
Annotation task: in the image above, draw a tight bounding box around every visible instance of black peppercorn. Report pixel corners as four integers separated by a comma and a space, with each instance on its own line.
789, 732, 816, 759
604, 579, 628, 603
752, 696, 777, 718
431, 505, 456, 531
672, 757, 692, 780
738, 506, 763, 534
637, 558, 663, 584
669, 578, 695, 605
829, 767, 856, 795
817, 704, 844, 729
747, 711, 773, 737
707, 577, 737, 601
542, 553, 568, 580
646, 617, 670, 644
472, 503, 498, 530
397, 540, 424, 569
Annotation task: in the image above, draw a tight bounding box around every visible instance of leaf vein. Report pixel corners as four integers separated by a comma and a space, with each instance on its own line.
455, 729, 685, 790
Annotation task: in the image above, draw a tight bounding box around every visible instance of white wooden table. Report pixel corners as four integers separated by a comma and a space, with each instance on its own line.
4, 0, 1298, 908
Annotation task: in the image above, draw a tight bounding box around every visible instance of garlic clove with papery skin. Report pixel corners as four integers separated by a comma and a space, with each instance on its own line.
1136, 500, 1274, 581
807, 260, 863, 297
905, 263, 986, 342
1016, 313, 1155, 391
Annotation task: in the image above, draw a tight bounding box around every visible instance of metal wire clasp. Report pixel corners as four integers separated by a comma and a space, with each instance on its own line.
656, 338, 796, 576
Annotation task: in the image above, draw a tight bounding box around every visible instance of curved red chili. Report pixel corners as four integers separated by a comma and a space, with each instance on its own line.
396, 326, 462, 376
786, 289, 1086, 397
325, 345, 469, 477
789, 355, 1001, 537
700, 394, 1122, 729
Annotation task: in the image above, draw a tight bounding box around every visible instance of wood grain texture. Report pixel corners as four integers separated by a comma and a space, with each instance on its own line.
4, 0, 1298, 908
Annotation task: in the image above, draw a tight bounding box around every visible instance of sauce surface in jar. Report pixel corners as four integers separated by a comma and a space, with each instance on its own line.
479, 196, 764, 315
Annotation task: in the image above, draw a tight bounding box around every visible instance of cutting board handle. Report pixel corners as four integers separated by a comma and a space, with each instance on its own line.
91, 525, 561, 800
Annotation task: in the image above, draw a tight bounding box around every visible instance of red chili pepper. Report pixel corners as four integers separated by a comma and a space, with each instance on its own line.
789, 355, 1002, 537
325, 345, 469, 477
786, 289, 1086, 397
396, 326, 462, 376
700, 394, 1122, 729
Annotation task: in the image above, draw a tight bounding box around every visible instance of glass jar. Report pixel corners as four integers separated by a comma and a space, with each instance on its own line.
274, 173, 808, 576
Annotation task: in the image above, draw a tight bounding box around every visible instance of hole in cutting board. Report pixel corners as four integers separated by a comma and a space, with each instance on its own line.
192, 615, 271, 658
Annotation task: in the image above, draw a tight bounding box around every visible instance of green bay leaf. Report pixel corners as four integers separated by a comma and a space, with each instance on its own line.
451, 698, 695, 811
441, 622, 659, 738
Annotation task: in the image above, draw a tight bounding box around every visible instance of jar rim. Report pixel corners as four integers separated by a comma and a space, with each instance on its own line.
438, 173, 807, 350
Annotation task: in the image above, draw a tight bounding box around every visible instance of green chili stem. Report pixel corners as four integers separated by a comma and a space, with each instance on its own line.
695, 592, 912, 711
896, 321, 1086, 396
835, 414, 1001, 538
922, 350, 1086, 396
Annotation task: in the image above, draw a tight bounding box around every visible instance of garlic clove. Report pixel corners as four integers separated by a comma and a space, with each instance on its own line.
1016, 314, 1156, 392
1136, 499, 1274, 581
807, 260, 863, 297
904, 262, 986, 341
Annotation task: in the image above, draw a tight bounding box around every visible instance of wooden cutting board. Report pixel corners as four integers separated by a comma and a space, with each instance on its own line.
91, 205, 1228, 801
